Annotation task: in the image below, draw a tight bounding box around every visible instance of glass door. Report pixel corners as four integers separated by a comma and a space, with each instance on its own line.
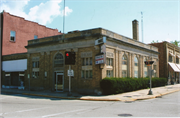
55, 73, 64, 92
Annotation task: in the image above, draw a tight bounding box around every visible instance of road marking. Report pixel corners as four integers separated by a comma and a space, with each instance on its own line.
41, 109, 85, 118
0, 107, 49, 115
16, 107, 49, 113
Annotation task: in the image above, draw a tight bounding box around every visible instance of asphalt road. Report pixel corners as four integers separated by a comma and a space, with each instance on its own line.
0, 91, 179, 117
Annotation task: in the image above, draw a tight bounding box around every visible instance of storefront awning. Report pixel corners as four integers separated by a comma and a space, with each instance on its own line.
2, 59, 27, 72
177, 55, 180, 59
169, 52, 175, 57
176, 64, 180, 70
168, 62, 180, 72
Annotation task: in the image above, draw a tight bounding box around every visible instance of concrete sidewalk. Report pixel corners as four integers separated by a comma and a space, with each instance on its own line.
1, 84, 180, 101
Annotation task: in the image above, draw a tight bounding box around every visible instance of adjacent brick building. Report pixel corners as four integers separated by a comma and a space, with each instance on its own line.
150, 42, 180, 84
25, 23, 159, 94
0, 10, 61, 55
1, 11, 61, 88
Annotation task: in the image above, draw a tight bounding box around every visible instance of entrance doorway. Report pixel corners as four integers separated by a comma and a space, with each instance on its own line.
54, 72, 64, 92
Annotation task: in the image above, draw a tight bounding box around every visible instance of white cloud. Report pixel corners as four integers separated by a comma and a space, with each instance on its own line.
0, 0, 73, 25
62, 7, 73, 16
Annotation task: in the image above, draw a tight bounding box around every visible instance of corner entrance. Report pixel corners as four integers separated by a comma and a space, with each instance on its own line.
54, 72, 64, 92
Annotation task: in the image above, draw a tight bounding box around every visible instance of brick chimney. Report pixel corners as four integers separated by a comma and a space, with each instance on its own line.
132, 19, 139, 41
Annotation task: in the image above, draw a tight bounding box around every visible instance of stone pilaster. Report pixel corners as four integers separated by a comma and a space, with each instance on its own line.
138, 55, 143, 77
119, 51, 122, 77
142, 56, 145, 78
128, 52, 131, 77
131, 53, 134, 78
115, 50, 119, 77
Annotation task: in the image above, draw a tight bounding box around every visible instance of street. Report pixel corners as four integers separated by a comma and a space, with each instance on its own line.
0, 91, 179, 117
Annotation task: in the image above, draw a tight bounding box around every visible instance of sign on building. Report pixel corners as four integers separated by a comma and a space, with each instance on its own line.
101, 44, 106, 54
95, 54, 105, 64
95, 37, 106, 45
68, 70, 74, 76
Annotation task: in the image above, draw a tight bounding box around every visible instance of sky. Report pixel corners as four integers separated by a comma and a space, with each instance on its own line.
0, 0, 179, 44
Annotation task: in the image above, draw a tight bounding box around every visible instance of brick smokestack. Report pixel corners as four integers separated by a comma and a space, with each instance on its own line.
132, 19, 139, 41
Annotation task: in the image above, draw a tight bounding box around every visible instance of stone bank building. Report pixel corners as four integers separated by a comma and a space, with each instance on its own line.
25, 20, 159, 94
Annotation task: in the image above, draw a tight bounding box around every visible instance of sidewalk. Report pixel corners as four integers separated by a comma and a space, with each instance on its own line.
1, 84, 180, 102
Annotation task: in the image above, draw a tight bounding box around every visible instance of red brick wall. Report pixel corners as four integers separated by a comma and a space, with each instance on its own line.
2, 11, 61, 55
150, 42, 168, 78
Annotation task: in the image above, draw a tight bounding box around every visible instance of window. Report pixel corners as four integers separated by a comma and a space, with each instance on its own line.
134, 57, 138, 66
81, 70, 85, 78
86, 58, 89, 65
169, 55, 173, 62
82, 57, 92, 66
107, 70, 113, 77
10, 31, 16, 41
106, 58, 113, 66
122, 70, 127, 78
176, 57, 179, 64
134, 56, 138, 78
144, 58, 148, 77
134, 71, 138, 78
32, 71, 39, 78
89, 57, 92, 65
122, 54, 127, 65
34, 35, 38, 39
54, 53, 64, 67
153, 65, 157, 77
122, 54, 128, 77
81, 70, 92, 79
32, 61, 39, 68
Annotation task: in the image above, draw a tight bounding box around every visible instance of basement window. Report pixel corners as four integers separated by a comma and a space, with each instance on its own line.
10, 31, 16, 42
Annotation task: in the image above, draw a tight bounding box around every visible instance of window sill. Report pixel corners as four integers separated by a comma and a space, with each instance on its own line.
9, 40, 16, 43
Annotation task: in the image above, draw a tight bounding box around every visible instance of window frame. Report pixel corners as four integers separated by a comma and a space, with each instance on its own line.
106, 70, 113, 77
169, 55, 173, 62
34, 35, 38, 39
176, 57, 179, 64
32, 61, 39, 68
54, 53, 64, 67
81, 70, 93, 79
10, 30, 16, 42
106, 58, 113, 66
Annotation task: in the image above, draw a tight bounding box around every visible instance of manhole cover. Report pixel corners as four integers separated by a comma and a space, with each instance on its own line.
125, 101, 133, 103
118, 114, 132, 117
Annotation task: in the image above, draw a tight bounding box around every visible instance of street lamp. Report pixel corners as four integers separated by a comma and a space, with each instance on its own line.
144, 60, 154, 95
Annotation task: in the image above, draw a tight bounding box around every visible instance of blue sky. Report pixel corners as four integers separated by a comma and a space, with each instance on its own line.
0, 0, 179, 44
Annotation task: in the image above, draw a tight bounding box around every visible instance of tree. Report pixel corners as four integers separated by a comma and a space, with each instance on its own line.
151, 40, 159, 43
170, 40, 180, 47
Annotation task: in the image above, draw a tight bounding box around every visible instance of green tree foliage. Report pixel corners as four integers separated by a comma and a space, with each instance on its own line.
170, 40, 180, 47
151, 40, 159, 43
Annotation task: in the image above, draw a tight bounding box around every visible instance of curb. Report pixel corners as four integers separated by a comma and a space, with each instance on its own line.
22, 93, 79, 100
1, 86, 180, 102
79, 97, 121, 101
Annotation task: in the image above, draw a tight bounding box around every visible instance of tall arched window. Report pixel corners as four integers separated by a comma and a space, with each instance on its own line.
134, 56, 138, 78
144, 57, 148, 77
122, 54, 127, 77
54, 53, 64, 67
